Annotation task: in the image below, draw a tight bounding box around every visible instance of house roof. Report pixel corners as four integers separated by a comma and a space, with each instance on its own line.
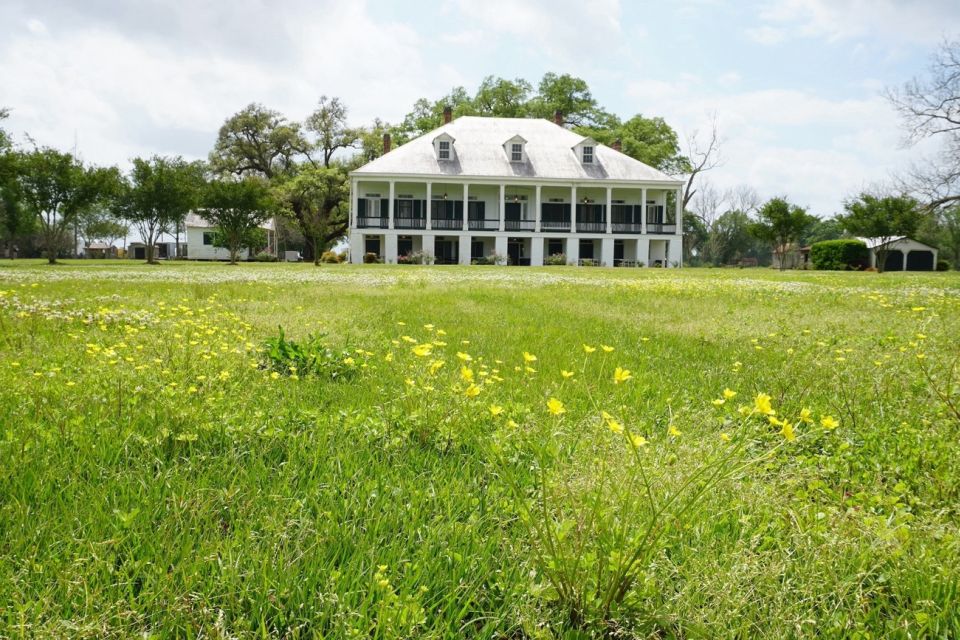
857, 236, 938, 251
184, 213, 275, 231
352, 116, 682, 184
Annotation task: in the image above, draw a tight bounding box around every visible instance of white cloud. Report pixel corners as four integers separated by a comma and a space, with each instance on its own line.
753, 0, 960, 45
745, 25, 786, 45
625, 77, 933, 215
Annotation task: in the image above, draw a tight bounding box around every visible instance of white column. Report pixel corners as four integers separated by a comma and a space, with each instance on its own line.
495, 236, 508, 264
570, 185, 577, 232
675, 188, 683, 236
601, 238, 614, 267
531, 236, 544, 266
499, 184, 505, 232
387, 180, 395, 230
349, 231, 363, 264
422, 233, 435, 262
463, 183, 469, 231
606, 186, 612, 234
535, 184, 542, 233
458, 234, 471, 265
426, 182, 432, 231
637, 238, 650, 266
385, 232, 398, 264
350, 178, 358, 229
903, 250, 909, 271
641, 188, 647, 235
567, 236, 580, 265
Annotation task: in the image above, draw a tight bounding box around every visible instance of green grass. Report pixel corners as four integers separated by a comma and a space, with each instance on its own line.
1, 260, 960, 638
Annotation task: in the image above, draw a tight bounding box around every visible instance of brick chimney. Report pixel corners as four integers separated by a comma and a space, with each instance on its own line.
553, 110, 563, 126
382, 133, 391, 154
443, 106, 452, 124
612, 138, 622, 152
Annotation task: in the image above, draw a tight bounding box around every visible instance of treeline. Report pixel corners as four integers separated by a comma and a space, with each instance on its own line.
2, 50, 958, 269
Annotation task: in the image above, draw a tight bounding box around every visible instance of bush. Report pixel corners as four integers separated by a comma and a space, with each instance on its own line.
363, 252, 381, 264
252, 251, 278, 262
471, 256, 493, 266
320, 250, 342, 264
545, 253, 568, 266
936, 259, 950, 272
262, 328, 357, 381
810, 239, 869, 270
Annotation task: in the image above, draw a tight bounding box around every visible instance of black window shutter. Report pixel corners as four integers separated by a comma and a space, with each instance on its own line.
380, 199, 388, 217
414, 200, 422, 217
455, 200, 464, 219
358, 199, 367, 217
477, 201, 485, 219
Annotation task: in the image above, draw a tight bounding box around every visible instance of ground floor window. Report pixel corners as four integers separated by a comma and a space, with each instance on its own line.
398, 236, 413, 256
203, 232, 214, 246
579, 239, 595, 260
471, 241, 485, 259
365, 237, 381, 255
548, 239, 563, 256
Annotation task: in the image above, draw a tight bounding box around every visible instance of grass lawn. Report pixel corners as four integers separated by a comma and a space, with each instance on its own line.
2, 260, 959, 638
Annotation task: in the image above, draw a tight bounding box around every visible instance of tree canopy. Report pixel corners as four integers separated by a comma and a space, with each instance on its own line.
199, 177, 274, 264
750, 197, 815, 270
840, 193, 922, 272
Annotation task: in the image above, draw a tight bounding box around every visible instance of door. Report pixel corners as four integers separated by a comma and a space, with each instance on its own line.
507, 240, 522, 265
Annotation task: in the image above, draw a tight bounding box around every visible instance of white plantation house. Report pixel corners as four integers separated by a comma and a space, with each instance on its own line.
182, 213, 276, 261
348, 110, 685, 267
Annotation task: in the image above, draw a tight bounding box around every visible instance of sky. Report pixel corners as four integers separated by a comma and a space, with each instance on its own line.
2, 0, 959, 217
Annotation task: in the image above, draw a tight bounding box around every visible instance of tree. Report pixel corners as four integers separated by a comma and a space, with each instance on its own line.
887, 38, 960, 213
473, 76, 532, 117
77, 209, 128, 251
198, 178, 273, 264
211, 102, 354, 262
839, 193, 922, 272
305, 96, 361, 167
0, 110, 33, 257
209, 103, 307, 180
0, 107, 10, 152
801, 216, 845, 246
527, 73, 611, 128
113, 156, 203, 264
750, 197, 815, 270
681, 116, 722, 210
275, 166, 349, 266
14, 148, 117, 264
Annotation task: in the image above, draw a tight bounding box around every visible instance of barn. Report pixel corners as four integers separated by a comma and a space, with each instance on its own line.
860, 237, 939, 272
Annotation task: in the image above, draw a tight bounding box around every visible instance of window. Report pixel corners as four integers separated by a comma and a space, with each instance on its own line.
511, 143, 523, 162
397, 199, 413, 218
582, 145, 594, 164
202, 232, 214, 246
438, 140, 450, 160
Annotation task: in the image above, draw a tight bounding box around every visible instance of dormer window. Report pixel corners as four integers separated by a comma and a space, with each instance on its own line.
503, 135, 528, 163
582, 145, 594, 164
511, 143, 523, 162
433, 133, 456, 161
438, 140, 450, 160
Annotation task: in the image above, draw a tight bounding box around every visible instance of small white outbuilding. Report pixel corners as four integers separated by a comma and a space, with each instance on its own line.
183, 213, 276, 261
859, 237, 939, 271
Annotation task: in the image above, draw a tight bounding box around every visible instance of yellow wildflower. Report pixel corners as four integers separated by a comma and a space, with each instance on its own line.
507, 419, 519, 428
412, 344, 433, 357
799, 408, 813, 424
780, 421, 796, 442
460, 366, 474, 382
489, 405, 504, 417
630, 434, 648, 448
607, 418, 624, 434
401, 335, 416, 343
668, 424, 682, 437
712, 398, 725, 406
464, 383, 481, 398
523, 352, 537, 363
457, 352, 472, 362
561, 370, 575, 379
613, 367, 632, 384
429, 360, 445, 375
754, 393, 776, 416
601, 345, 614, 353
583, 344, 596, 353
720, 432, 731, 442
723, 388, 737, 399
547, 397, 566, 416
820, 415, 839, 430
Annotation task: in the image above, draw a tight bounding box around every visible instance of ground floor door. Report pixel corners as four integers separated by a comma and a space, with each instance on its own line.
364, 237, 381, 257
435, 239, 458, 264
397, 236, 413, 257
614, 240, 624, 262
884, 250, 904, 271
579, 240, 595, 260
507, 240, 523, 265
906, 250, 934, 271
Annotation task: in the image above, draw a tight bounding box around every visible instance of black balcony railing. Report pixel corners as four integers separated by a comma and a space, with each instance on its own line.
576, 221, 606, 233
647, 223, 677, 234
540, 220, 570, 231
468, 218, 500, 231
612, 223, 643, 233
395, 218, 426, 229
505, 219, 535, 231
431, 218, 463, 230
357, 216, 388, 229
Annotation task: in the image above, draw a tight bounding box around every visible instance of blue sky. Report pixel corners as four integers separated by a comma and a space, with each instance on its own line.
2, 0, 959, 216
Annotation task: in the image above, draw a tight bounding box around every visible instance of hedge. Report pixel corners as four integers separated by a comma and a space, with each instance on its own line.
810, 239, 869, 270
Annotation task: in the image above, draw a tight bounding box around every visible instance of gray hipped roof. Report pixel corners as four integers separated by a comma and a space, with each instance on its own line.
352, 116, 681, 184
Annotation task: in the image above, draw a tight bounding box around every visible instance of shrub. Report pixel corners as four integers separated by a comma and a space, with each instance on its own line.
320, 250, 342, 264
252, 251, 278, 262
471, 256, 492, 266
936, 259, 950, 272
406, 251, 434, 265
262, 328, 357, 380
363, 252, 381, 264
579, 258, 597, 267
545, 253, 568, 266
810, 239, 869, 270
